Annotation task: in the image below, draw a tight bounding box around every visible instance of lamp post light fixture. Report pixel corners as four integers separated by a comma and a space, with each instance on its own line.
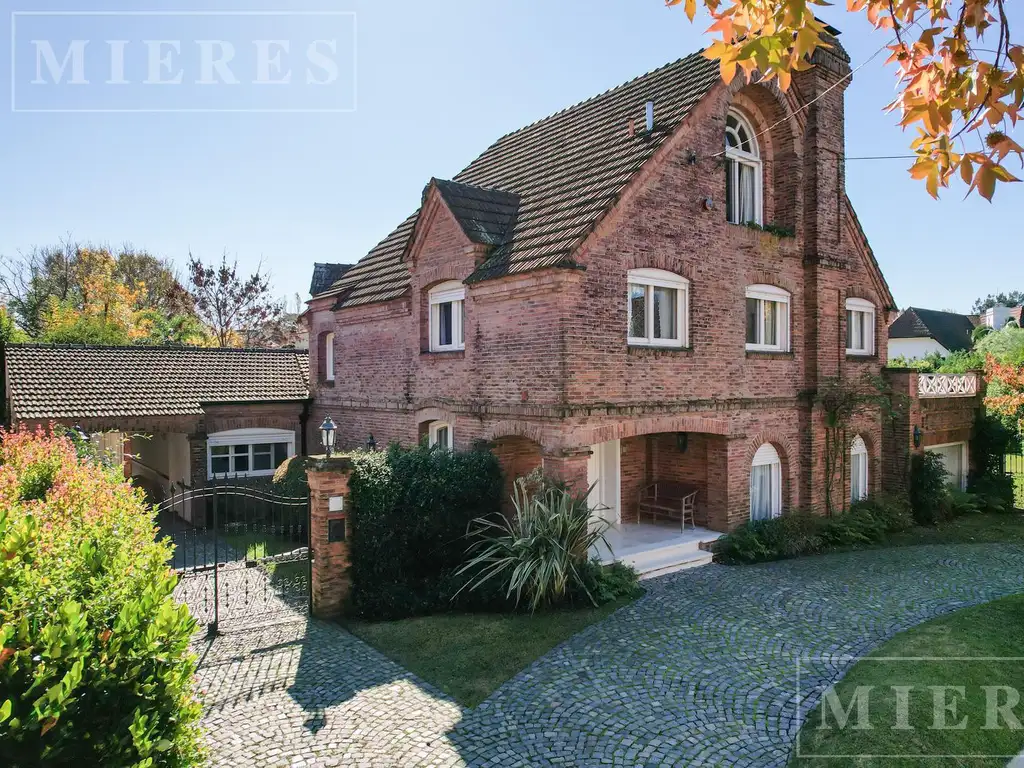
320, 415, 337, 458
365, 433, 377, 451
913, 425, 923, 449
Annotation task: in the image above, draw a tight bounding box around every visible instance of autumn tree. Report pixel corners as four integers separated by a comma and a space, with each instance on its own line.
0, 240, 192, 340
985, 355, 1024, 435
668, 0, 1023, 199
973, 290, 1024, 313
186, 252, 282, 347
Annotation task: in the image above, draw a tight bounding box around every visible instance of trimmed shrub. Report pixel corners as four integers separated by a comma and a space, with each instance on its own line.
910, 451, 952, 525
0, 429, 202, 767
1015, 474, 1024, 511
458, 474, 638, 611
347, 443, 504, 620
272, 454, 311, 498
712, 494, 912, 565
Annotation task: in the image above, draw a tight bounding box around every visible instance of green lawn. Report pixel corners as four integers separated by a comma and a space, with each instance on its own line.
220, 530, 308, 584
791, 594, 1024, 767
884, 512, 1024, 548
346, 597, 635, 707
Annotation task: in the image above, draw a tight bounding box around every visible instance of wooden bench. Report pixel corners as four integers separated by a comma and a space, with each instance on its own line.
637, 482, 699, 531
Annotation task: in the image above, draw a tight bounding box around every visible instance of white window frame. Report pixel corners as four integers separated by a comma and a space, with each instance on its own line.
745, 284, 791, 352
750, 443, 782, 520
428, 421, 454, 451
324, 331, 335, 381
429, 281, 466, 352
207, 428, 296, 479
725, 110, 763, 226
926, 442, 969, 491
850, 435, 869, 502
626, 268, 689, 348
845, 298, 876, 356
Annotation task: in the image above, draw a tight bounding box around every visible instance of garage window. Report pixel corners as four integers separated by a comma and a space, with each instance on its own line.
208, 428, 295, 478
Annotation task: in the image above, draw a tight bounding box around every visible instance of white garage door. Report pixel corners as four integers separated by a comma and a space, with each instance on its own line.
928, 443, 967, 490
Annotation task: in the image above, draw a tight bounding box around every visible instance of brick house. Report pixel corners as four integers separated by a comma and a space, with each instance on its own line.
2, 344, 311, 504
303, 33, 936, 571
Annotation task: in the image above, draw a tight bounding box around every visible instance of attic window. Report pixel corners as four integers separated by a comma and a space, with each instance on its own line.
845, 298, 876, 356
725, 111, 762, 225
429, 281, 465, 352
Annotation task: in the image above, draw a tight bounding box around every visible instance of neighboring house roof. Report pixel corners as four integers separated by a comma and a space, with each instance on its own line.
4, 344, 310, 421
887, 307, 975, 353
309, 263, 353, 297
317, 52, 722, 306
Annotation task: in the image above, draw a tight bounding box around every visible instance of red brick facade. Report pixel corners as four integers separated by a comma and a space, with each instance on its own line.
306, 50, 917, 532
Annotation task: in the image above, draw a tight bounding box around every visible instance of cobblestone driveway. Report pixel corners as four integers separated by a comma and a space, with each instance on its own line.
195, 543, 1024, 767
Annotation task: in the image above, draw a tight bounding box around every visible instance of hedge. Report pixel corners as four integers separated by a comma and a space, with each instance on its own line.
712, 494, 913, 565
0, 429, 202, 767
347, 443, 505, 620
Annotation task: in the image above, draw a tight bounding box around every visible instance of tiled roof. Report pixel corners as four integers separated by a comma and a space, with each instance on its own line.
888, 307, 975, 353
5, 344, 310, 421
309, 263, 353, 297
317, 52, 721, 305
432, 179, 520, 247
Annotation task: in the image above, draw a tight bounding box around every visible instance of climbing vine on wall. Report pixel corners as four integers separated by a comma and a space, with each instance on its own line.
814, 374, 901, 517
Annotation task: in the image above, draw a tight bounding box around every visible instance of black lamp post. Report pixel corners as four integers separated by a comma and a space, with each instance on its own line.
366, 433, 377, 451
319, 415, 337, 458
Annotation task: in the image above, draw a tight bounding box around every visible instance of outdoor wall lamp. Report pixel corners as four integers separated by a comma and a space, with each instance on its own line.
913, 425, 923, 448
319, 415, 337, 458
365, 433, 377, 451
676, 432, 689, 453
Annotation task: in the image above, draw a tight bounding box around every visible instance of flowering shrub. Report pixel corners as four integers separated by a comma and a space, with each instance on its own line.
0, 428, 202, 767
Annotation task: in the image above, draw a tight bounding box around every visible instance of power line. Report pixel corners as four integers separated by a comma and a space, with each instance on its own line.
844, 155, 917, 160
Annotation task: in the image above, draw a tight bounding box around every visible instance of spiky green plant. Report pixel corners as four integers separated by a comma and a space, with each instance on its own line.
457, 476, 613, 612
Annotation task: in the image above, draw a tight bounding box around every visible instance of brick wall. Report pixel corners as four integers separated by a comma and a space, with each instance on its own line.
305, 48, 910, 532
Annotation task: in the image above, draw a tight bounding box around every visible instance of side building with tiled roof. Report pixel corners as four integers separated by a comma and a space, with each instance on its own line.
305, 33, 926, 544
2, 344, 311, 502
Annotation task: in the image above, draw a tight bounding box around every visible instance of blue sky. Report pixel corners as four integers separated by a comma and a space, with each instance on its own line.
0, 0, 1021, 314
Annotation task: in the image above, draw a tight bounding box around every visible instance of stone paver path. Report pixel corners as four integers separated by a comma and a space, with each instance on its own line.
195, 543, 1024, 767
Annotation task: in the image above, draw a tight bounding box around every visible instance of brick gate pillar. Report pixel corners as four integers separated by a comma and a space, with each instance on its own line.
307, 456, 354, 619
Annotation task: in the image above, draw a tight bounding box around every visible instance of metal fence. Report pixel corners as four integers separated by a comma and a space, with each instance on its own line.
1006, 454, 1024, 475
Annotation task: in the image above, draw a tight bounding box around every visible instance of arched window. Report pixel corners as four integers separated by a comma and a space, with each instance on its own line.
845, 298, 876, 356
851, 436, 869, 502
750, 443, 782, 520
745, 284, 790, 352
725, 111, 762, 225
429, 421, 454, 451
428, 281, 466, 352
627, 268, 689, 347
324, 331, 335, 381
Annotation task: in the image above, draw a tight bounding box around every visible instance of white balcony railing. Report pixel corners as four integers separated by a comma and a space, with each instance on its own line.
918, 372, 979, 398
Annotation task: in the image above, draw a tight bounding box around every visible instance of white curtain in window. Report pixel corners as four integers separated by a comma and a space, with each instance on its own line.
750, 465, 774, 521
851, 436, 868, 502
653, 286, 677, 339
739, 163, 756, 223
750, 444, 781, 521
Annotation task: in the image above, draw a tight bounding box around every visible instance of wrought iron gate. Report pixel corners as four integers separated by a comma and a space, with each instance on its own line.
156, 482, 311, 634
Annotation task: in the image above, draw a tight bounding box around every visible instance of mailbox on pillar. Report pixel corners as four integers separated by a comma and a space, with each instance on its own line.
327, 494, 347, 542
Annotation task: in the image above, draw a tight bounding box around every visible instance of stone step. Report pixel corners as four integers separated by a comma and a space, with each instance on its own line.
635, 549, 715, 580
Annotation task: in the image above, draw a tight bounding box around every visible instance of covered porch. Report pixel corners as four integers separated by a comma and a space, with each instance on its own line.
586, 432, 731, 577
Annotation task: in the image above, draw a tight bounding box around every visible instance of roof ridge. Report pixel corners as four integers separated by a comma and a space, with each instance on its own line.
486, 52, 706, 147
5, 342, 308, 355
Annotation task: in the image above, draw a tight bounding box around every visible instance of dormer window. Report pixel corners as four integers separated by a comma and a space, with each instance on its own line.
429, 281, 466, 352
725, 111, 762, 225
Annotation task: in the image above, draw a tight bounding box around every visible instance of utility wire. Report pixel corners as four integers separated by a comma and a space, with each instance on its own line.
708, 27, 909, 160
